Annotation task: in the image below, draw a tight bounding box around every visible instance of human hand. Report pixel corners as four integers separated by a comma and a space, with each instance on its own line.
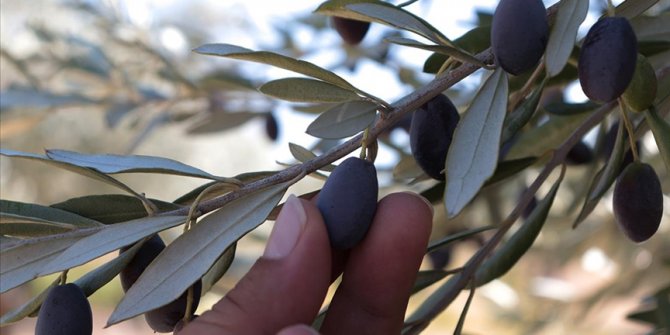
177, 191, 433, 335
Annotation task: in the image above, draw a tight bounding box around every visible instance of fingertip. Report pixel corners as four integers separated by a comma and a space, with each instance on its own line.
277, 324, 320, 335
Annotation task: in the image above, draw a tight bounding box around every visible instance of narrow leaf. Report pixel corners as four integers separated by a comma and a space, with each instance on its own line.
0, 219, 76, 237
316, 1, 451, 46
501, 79, 546, 143
306, 100, 377, 139
259, 78, 361, 103
173, 171, 276, 206
614, 0, 658, 19
107, 182, 289, 326
0, 230, 96, 293
545, 0, 589, 76
193, 43, 357, 92
486, 157, 538, 186
37, 215, 187, 278
201, 243, 236, 294
644, 107, 670, 173
544, 101, 599, 115
0, 278, 59, 325
1, 200, 102, 228
385, 36, 488, 69
74, 240, 144, 297
427, 226, 496, 252
474, 167, 565, 286
573, 123, 626, 228
45, 149, 224, 180
289, 142, 317, 163
505, 113, 590, 160
50, 195, 180, 224
0, 149, 142, 196
444, 68, 508, 218
187, 111, 258, 135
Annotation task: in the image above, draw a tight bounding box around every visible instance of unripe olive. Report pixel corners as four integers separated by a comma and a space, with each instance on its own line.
409, 94, 460, 180
622, 54, 657, 112
317, 157, 378, 250
578, 17, 638, 102
612, 162, 663, 242
120, 235, 201, 333
35, 283, 92, 335
491, 0, 549, 75
332, 17, 370, 45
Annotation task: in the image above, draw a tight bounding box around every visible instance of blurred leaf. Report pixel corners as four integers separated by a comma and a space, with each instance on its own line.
394, 154, 424, 180
306, 100, 377, 139
573, 125, 626, 228
631, 13, 670, 41
107, 182, 289, 326
193, 43, 358, 92
427, 226, 496, 252
44, 149, 225, 181
506, 113, 590, 159
614, 0, 659, 19
544, 101, 599, 115
36, 215, 186, 278
486, 157, 539, 186
187, 111, 258, 135
197, 70, 258, 91
0, 230, 95, 293
259, 78, 361, 103
501, 79, 546, 143
0, 115, 44, 140
0, 87, 95, 111
545, 0, 589, 77
444, 68, 508, 218
474, 166, 564, 286
385, 36, 488, 68
423, 26, 491, 73
413, 270, 452, 293
316, 0, 451, 45
105, 102, 138, 128
644, 107, 670, 173
292, 103, 340, 114
0, 277, 59, 325
0, 149, 147, 197
201, 243, 236, 294
50, 195, 180, 224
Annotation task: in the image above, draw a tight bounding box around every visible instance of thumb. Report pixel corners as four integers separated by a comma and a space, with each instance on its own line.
178, 195, 331, 335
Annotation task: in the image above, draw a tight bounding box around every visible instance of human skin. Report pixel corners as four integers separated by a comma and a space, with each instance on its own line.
177, 192, 433, 335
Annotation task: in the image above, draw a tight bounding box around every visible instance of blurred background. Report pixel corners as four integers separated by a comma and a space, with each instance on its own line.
1, 0, 668, 334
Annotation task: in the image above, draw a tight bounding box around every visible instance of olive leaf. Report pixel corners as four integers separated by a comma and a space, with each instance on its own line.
474, 166, 564, 286
444, 68, 508, 218
306, 100, 378, 139
427, 226, 496, 252
545, 0, 589, 77
50, 195, 180, 224
201, 243, 237, 294
0, 278, 60, 325
1, 200, 103, 236
0, 230, 96, 293
501, 79, 546, 144
543, 101, 599, 115
644, 106, 670, 173
107, 181, 289, 326
505, 113, 589, 160
259, 78, 362, 103
187, 111, 258, 135
385, 36, 488, 69
36, 215, 187, 278
193, 43, 358, 92
45, 149, 226, 181
316, 0, 452, 46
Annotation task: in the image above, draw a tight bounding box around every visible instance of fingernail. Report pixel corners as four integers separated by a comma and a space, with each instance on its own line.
264, 195, 307, 259
401, 191, 434, 216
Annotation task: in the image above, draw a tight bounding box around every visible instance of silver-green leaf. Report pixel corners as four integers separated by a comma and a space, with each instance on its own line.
644, 107, 670, 173
259, 78, 361, 103
545, 0, 589, 77
193, 43, 357, 92
306, 100, 377, 139
37, 215, 187, 278
107, 182, 289, 326
45, 149, 224, 180
444, 68, 508, 218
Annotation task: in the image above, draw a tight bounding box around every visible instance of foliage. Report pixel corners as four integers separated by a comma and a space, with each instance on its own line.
1, 0, 669, 333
